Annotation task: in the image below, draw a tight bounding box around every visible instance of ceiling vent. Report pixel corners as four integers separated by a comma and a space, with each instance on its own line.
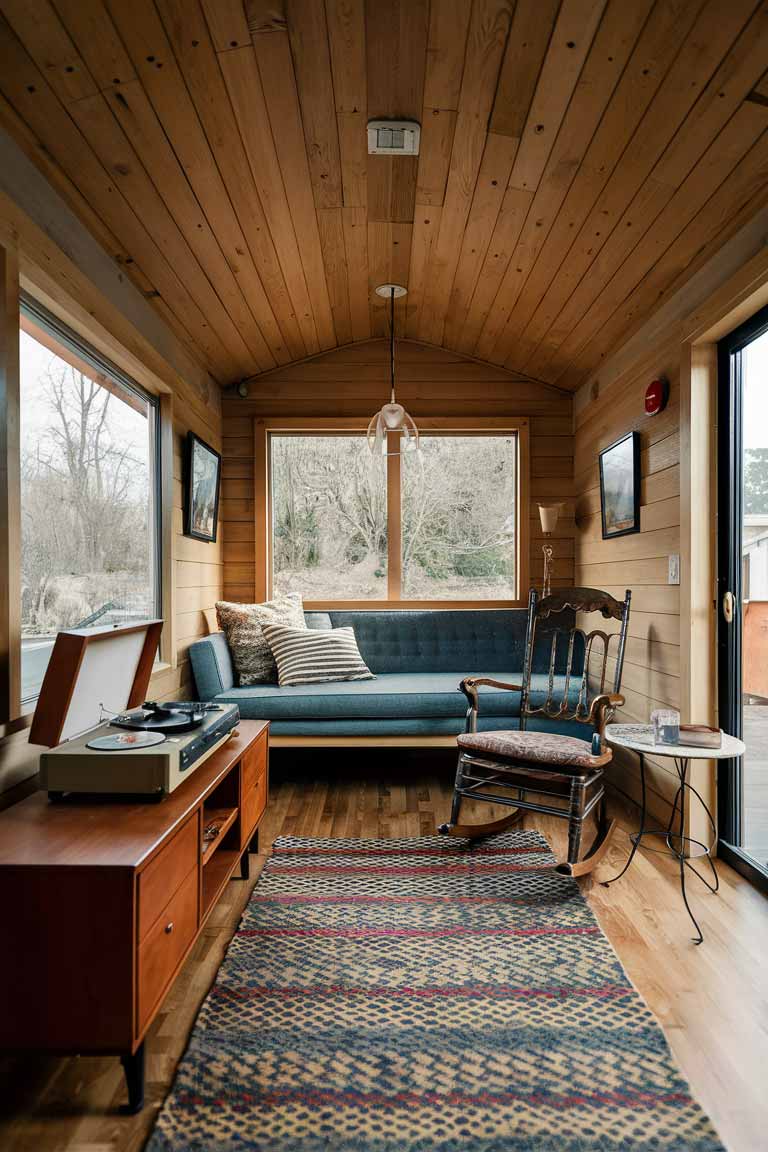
367, 119, 420, 156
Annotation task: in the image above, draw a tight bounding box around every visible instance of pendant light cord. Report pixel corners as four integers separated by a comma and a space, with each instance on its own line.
390, 286, 396, 404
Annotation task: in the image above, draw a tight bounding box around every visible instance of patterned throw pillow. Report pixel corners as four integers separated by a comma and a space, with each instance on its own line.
261, 624, 375, 688
216, 595, 306, 685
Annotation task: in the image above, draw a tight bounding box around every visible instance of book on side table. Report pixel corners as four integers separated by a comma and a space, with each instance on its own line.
679, 724, 722, 749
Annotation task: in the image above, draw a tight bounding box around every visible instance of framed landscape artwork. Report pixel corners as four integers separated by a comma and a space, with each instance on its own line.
184, 432, 221, 543
599, 431, 641, 539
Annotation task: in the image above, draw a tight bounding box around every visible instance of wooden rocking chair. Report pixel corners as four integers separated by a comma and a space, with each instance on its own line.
438, 586, 631, 877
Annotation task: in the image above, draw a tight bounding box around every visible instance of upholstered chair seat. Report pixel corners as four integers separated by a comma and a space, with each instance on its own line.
457, 729, 612, 771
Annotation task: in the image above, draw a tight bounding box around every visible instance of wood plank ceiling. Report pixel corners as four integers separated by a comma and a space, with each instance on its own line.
0, 0, 767, 390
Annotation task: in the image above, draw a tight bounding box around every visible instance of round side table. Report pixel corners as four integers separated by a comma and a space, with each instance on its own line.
602, 724, 745, 944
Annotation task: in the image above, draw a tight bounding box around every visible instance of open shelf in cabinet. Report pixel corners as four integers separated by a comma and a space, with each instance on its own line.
202, 849, 239, 920
201, 806, 238, 866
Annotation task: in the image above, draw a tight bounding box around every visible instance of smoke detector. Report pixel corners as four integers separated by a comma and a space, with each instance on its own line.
367, 119, 420, 156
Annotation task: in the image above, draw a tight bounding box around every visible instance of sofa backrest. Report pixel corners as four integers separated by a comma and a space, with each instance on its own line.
322, 610, 529, 674
189, 608, 532, 698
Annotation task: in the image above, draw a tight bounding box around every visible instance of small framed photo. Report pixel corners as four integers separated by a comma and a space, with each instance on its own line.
183, 432, 221, 543
599, 431, 640, 539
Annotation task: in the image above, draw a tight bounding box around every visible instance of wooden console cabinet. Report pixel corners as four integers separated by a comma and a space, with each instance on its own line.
0, 720, 269, 1112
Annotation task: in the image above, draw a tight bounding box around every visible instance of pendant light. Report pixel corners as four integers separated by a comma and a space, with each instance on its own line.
367, 284, 420, 457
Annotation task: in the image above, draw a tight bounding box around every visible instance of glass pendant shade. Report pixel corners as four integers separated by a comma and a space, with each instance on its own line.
367, 403, 420, 456
368, 285, 420, 457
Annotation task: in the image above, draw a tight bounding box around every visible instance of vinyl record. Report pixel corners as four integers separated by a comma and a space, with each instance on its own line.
112, 702, 206, 733
87, 730, 167, 751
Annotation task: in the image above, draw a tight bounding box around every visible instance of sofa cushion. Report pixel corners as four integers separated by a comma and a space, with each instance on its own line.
262, 623, 374, 687
210, 671, 578, 722
260, 716, 594, 739
216, 594, 306, 686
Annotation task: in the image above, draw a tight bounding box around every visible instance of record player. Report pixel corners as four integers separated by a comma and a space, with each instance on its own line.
30, 622, 239, 799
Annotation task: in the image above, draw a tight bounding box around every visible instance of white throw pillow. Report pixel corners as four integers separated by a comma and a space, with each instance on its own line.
261, 623, 374, 688
216, 594, 306, 685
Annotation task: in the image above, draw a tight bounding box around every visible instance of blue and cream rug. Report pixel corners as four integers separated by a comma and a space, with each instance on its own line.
147, 831, 724, 1151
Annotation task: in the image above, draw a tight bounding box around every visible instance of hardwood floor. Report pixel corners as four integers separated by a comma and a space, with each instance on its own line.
1, 748, 766, 1152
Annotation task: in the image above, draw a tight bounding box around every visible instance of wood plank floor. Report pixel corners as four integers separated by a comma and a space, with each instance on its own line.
1, 748, 766, 1152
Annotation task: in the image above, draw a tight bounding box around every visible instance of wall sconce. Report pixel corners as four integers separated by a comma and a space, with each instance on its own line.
538, 503, 561, 598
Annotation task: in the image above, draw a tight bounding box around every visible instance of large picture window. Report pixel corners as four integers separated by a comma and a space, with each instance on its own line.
265, 421, 527, 607
19, 301, 160, 706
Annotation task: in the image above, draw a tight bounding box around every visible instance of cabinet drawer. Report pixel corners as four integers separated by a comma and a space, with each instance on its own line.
138, 813, 198, 942
137, 866, 198, 1034
242, 734, 267, 792
241, 736, 268, 848
242, 764, 268, 846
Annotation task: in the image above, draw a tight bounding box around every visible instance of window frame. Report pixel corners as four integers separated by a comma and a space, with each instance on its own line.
16, 295, 164, 714
256, 416, 530, 610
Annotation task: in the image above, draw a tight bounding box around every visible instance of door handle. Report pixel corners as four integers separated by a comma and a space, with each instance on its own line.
722, 590, 735, 623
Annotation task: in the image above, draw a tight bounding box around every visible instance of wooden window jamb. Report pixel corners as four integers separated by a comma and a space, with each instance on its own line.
258, 416, 530, 609
0, 240, 20, 723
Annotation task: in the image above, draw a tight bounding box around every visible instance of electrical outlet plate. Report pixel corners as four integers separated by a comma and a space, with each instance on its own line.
668, 554, 680, 585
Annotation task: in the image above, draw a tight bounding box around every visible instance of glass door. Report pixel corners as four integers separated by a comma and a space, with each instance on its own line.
717, 303, 768, 892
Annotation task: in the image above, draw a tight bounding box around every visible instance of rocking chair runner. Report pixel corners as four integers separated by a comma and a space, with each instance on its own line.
439, 586, 631, 877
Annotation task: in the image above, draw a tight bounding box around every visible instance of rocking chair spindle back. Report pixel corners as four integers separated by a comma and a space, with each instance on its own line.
441, 586, 632, 878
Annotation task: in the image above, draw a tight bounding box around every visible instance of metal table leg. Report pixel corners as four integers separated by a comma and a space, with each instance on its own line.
672, 759, 704, 945
602, 752, 647, 887
603, 754, 720, 943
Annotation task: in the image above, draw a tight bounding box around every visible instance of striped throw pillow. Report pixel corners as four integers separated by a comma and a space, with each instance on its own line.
261, 624, 374, 687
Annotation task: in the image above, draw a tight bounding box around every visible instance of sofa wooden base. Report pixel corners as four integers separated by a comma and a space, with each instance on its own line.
269, 734, 458, 749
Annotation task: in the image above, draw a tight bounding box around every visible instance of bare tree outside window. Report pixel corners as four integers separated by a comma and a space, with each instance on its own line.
271, 436, 387, 599
402, 436, 517, 599
20, 326, 157, 703
270, 431, 517, 602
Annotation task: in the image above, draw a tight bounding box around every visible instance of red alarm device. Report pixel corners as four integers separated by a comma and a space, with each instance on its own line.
645, 377, 669, 416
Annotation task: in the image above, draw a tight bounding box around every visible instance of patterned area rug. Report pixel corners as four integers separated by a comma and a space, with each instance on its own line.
147, 831, 724, 1151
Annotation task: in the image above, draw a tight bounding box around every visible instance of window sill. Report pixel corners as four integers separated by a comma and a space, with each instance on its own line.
302, 600, 527, 611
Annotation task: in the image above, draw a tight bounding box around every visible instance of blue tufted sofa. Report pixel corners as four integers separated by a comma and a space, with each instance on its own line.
189, 609, 592, 746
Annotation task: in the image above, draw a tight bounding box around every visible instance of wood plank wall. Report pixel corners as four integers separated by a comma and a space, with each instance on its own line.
150, 405, 223, 703
574, 340, 682, 819
220, 340, 574, 605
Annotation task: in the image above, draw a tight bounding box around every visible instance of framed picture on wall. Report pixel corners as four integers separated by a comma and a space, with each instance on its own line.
183, 432, 221, 543
599, 431, 641, 539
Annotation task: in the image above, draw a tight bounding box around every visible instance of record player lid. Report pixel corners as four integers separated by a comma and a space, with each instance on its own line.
30, 620, 163, 748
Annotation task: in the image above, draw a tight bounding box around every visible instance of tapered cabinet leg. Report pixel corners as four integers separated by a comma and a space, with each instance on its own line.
239, 827, 259, 879
120, 1043, 145, 1114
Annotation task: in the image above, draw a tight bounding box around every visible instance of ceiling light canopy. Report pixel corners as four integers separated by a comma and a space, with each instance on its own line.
367, 285, 420, 458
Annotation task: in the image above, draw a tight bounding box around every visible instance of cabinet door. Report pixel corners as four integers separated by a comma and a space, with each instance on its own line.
240, 734, 268, 848
137, 867, 198, 1035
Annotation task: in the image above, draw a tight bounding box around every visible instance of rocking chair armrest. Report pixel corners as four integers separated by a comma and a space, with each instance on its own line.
589, 692, 626, 737
459, 677, 524, 709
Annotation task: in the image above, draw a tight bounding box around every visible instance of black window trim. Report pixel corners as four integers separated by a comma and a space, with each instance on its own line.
19, 294, 163, 707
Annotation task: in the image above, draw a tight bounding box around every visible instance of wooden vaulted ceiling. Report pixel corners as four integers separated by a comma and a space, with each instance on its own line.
1, 0, 767, 391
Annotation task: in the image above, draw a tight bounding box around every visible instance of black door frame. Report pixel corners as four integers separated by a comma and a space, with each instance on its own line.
717, 302, 768, 893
